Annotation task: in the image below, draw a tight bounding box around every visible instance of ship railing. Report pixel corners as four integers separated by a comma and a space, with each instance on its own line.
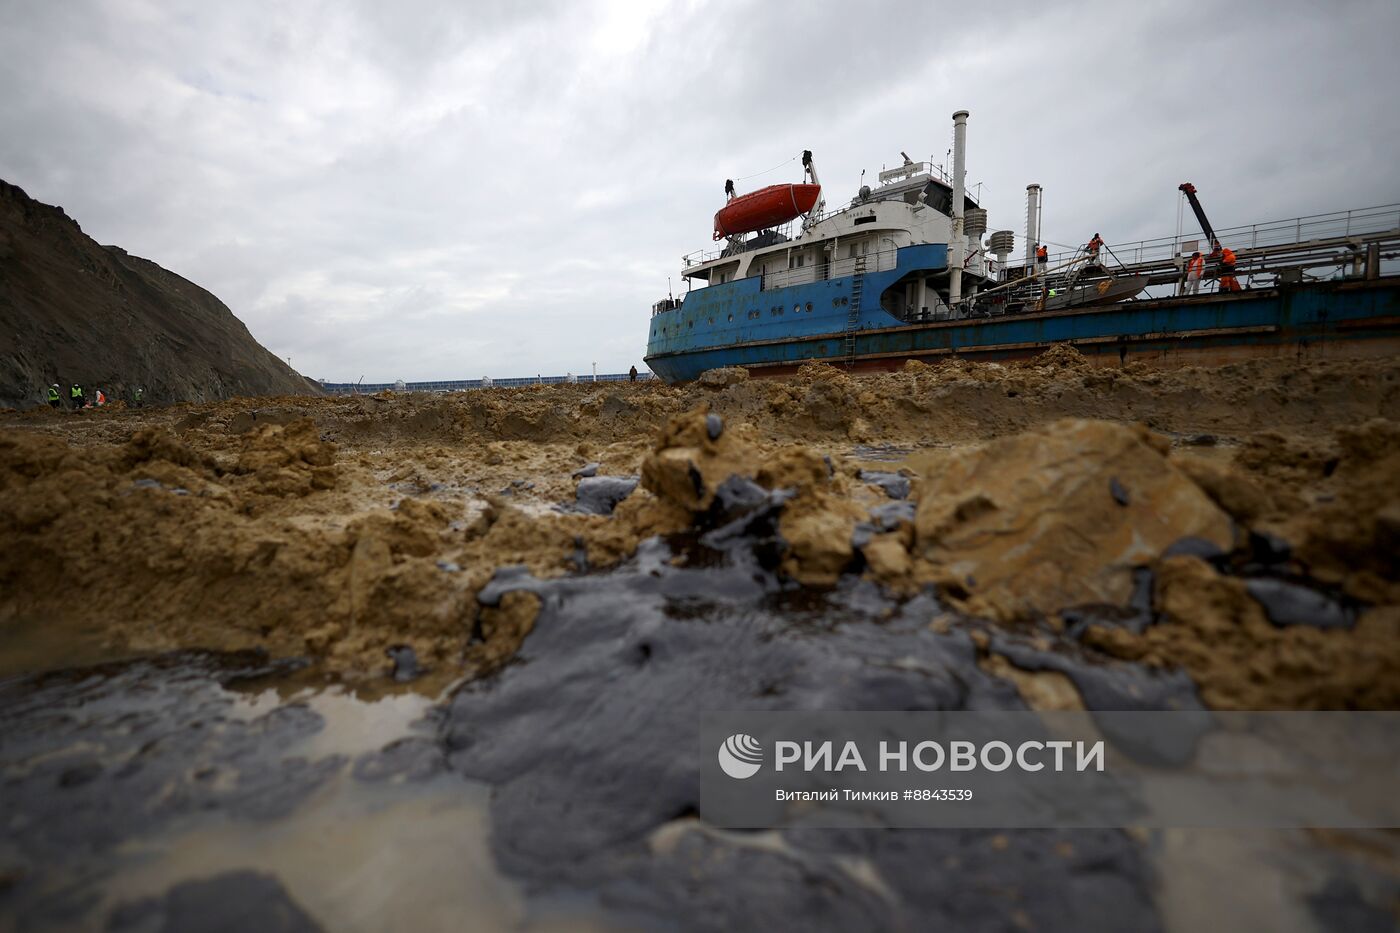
1024, 202, 1400, 274
683, 221, 801, 268
759, 244, 903, 291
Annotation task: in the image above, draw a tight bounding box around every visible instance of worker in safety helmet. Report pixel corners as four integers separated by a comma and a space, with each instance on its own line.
1035, 243, 1048, 273
1184, 251, 1205, 295
69, 383, 84, 410
47, 384, 61, 409
1087, 233, 1104, 260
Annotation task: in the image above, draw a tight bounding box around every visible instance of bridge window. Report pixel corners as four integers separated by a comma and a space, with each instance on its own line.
727, 313, 733, 322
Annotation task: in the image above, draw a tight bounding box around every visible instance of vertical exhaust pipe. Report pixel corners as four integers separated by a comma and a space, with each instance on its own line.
1025, 184, 1042, 273
948, 110, 969, 309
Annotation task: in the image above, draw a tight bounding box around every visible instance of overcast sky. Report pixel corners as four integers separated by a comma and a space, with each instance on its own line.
3, 0, 1398, 382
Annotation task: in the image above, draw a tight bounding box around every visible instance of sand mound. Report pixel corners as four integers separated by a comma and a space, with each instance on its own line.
906, 419, 1233, 617
2, 354, 1397, 706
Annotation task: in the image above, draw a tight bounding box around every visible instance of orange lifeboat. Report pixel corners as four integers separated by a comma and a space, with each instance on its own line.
713, 183, 822, 240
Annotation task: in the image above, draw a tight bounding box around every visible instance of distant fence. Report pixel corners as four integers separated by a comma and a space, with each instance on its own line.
319, 371, 656, 395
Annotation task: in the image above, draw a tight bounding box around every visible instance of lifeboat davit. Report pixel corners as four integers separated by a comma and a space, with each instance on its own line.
713, 183, 822, 240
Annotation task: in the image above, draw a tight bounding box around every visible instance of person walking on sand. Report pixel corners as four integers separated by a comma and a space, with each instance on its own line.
47, 384, 61, 410
629, 365, 638, 383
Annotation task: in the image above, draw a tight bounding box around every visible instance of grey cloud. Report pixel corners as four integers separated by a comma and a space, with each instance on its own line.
2, 0, 1397, 381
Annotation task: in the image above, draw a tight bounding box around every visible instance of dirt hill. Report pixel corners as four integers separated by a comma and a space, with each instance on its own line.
0, 179, 319, 409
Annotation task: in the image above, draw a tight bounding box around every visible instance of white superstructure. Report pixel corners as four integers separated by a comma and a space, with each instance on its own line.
677, 113, 989, 322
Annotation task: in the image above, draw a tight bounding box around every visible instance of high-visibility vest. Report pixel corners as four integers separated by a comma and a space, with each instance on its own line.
47, 387, 59, 402
1036, 246, 1047, 261
1221, 247, 1237, 266
70, 385, 82, 399
1187, 255, 1204, 275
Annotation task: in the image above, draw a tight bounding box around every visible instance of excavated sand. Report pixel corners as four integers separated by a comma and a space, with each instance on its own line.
2, 349, 1398, 707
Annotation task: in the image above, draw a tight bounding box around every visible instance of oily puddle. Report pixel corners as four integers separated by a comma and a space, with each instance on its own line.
0, 653, 617, 932
3, 525, 1393, 932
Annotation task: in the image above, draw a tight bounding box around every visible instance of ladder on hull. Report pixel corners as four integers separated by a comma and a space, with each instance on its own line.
843, 257, 866, 366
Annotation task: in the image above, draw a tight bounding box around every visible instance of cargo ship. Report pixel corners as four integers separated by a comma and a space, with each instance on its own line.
643, 111, 1400, 383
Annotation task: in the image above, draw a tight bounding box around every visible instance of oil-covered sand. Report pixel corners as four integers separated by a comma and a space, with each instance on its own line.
2, 348, 1399, 930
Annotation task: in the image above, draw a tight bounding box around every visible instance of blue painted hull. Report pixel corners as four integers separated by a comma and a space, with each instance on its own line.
644, 251, 1400, 382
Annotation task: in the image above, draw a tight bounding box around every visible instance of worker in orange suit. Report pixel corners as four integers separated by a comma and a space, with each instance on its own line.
1035, 243, 1048, 274
1219, 243, 1241, 292
1086, 233, 1104, 261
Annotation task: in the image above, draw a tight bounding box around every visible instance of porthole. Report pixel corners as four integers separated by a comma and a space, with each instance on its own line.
727, 313, 733, 322
793, 304, 801, 314
805, 302, 814, 312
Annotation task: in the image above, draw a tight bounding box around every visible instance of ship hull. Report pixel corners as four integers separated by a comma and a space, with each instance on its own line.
645, 276, 1400, 383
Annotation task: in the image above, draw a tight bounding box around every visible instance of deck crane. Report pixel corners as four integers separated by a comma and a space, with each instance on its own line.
800, 150, 825, 231
1178, 182, 1217, 244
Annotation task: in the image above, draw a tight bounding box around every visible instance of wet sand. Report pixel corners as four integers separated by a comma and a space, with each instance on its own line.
2, 348, 1398, 929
